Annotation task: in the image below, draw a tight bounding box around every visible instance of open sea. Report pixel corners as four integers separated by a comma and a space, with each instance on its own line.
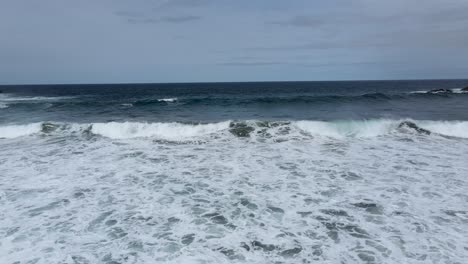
1, 80, 468, 264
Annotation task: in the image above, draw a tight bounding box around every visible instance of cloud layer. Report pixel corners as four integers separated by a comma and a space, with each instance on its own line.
0, 0, 467, 83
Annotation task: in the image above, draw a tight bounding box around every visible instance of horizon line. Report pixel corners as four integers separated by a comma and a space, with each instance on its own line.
1, 78, 468, 86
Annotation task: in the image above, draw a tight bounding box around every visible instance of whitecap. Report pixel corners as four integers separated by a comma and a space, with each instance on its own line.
157, 98, 177, 102
294, 119, 397, 139
418, 121, 468, 138
0, 123, 42, 139
0, 94, 75, 102
91, 121, 231, 140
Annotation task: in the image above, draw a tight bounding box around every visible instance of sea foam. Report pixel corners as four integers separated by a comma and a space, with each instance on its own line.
2, 120, 468, 140
91, 121, 231, 140
0, 123, 42, 138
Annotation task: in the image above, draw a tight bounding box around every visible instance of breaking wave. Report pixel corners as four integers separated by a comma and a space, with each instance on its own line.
409, 88, 468, 94
1, 120, 468, 140
0, 123, 42, 138
91, 121, 230, 140
157, 98, 177, 102
0, 94, 76, 102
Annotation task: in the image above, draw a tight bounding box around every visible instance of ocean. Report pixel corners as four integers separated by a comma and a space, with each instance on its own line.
1, 80, 468, 263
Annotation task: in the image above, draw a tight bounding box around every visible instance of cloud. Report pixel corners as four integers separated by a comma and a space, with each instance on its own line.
218, 59, 384, 68
270, 15, 324, 27
125, 15, 202, 24
164, 0, 212, 8
1, 0, 468, 83
218, 61, 287, 66
162, 15, 201, 23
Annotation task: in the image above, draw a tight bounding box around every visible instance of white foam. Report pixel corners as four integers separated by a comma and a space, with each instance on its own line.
0, 123, 42, 138
409, 88, 467, 94
294, 119, 397, 139
0, 103, 8, 109
451, 88, 467, 94
1, 119, 468, 263
91, 121, 231, 140
419, 121, 468, 138
158, 98, 177, 102
0, 94, 75, 102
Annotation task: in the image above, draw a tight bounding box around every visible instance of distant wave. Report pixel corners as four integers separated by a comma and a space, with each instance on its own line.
2, 119, 468, 140
157, 98, 177, 102
126, 92, 467, 107
2, 91, 467, 110
0, 94, 76, 102
0, 103, 8, 109
409, 88, 468, 94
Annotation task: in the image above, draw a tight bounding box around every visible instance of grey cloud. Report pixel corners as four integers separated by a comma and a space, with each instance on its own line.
219, 61, 287, 66
270, 15, 324, 27
219, 60, 383, 67
126, 15, 201, 24
246, 40, 391, 51
419, 6, 468, 23
162, 15, 201, 23
114, 11, 143, 18
158, 0, 213, 9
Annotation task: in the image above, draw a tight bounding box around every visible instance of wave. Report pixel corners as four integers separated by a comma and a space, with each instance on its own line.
126, 92, 468, 107
2, 91, 467, 110
295, 120, 397, 139
1, 120, 468, 140
0, 123, 42, 138
157, 98, 177, 102
0, 94, 76, 102
91, 121, 230, 140
409, 88, 468, 94
0, 103, 8, 109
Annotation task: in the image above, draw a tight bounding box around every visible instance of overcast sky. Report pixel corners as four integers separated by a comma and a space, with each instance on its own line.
1, 0, 467, 84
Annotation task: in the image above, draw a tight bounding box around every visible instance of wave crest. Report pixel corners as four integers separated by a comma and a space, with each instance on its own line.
91, 121, 230, 140
0, 123, 42, 138
1, 120, 468, 140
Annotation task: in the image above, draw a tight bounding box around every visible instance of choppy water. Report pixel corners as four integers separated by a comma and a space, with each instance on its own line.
1, 80, 468, 263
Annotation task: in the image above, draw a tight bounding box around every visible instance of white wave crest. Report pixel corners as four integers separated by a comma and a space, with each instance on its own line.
0, 103, 8, 109
418, 121, 468, 138
91, 121, 231, 140
0, 123, 42, 139
294, 120, 397, 138
0, 94, 75, 102
409, 88, 467, 94
2, 120, 468, 140
158, 98, 177, 102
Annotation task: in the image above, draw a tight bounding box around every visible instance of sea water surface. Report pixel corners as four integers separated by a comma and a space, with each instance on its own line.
1, 80, 468, 263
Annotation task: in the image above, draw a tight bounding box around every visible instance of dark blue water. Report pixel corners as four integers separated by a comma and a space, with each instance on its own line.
1, 80, 468, 123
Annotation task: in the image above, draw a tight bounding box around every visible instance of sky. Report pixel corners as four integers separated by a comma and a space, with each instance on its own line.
1, 0, 467, 84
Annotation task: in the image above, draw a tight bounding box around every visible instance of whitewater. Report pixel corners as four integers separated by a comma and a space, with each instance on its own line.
1, 80, 468, 264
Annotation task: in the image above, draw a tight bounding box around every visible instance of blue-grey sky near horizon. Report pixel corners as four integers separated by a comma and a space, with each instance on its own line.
1, 0, 467, 84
